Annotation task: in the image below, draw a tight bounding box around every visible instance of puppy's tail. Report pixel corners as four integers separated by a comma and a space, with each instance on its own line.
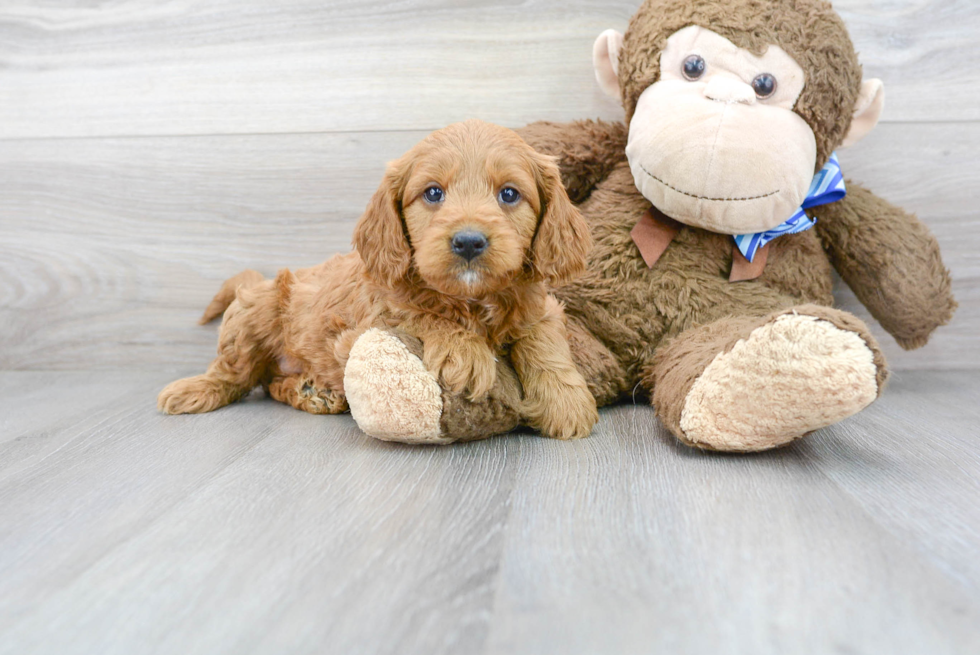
199, 269, 266, 325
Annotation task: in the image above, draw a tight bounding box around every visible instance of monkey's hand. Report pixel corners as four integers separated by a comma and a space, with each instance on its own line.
813, 182, 957, 350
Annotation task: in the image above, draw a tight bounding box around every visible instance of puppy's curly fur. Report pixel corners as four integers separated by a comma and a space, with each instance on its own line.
158, 120, 599, 440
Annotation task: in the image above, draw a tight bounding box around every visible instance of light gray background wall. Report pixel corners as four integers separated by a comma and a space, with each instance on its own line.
1, 0, 977, 371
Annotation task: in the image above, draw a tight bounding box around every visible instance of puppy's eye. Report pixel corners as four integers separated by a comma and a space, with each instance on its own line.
423, 186, 445, 204
752, 73, 777, 98
682, 55, 706, 81
498, 187, 521, 205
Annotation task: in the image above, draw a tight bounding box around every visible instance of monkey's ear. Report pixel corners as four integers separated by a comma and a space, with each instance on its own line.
842, 79, 885, 148
593, 29, 624, 100
353, 159, 413, 287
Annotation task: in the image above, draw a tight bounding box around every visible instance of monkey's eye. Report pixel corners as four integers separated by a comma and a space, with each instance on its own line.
498, 187, 521, 205
423, 185, 445, 204
682, 55, 706, 81
752, 73, 777, 98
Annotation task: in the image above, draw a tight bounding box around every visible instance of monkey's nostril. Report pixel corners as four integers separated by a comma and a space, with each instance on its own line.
451, 231, 489, 261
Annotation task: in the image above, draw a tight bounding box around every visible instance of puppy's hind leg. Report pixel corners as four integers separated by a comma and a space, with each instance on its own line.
159, 279, 281, 415
267, 375, 348, 415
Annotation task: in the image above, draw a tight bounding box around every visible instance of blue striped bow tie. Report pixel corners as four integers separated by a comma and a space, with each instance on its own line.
733, 153, 846, 263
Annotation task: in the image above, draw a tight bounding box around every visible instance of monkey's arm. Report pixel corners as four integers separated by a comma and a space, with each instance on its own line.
812, 182, 956, 350
516, 120, 628, 204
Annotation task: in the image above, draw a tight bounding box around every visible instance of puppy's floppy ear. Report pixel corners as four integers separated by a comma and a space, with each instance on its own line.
530, 152, 592, 287
353, 157, 413, 287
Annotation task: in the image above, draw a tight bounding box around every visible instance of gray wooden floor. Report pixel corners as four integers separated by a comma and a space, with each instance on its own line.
2, 0, 980, 653
0, 371, 978, 655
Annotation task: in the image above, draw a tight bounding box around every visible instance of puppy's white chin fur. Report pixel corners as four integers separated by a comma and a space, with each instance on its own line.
458, 270, 481, 286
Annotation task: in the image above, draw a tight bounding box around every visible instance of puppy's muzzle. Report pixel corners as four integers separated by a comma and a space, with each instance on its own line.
451, 231, 488, 262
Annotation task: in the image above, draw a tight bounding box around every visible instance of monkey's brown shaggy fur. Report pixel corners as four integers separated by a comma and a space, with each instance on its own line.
158, 120, 599, 441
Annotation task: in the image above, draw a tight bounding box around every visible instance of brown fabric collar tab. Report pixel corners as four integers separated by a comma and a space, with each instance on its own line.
729, 243, 769, 282
632, 206, 771, 282
631, 208, 681, 269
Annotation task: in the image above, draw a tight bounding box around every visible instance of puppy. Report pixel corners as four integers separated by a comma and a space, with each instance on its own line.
158, 120, 599, 440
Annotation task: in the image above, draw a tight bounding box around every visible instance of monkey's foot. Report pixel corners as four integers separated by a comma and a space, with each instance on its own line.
344, 328, 523, 445
678, 310, 883, 451
650, 306, 888, 452
344, 328, 449, 444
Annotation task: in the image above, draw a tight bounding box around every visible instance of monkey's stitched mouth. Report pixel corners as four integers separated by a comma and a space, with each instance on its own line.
640, 164, 779, 202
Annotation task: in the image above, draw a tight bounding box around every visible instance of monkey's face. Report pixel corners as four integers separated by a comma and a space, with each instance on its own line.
625, 26, 818, 235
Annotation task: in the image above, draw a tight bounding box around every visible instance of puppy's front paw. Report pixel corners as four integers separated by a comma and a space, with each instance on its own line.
527, 377, 599, 441
423, 333, 497, 401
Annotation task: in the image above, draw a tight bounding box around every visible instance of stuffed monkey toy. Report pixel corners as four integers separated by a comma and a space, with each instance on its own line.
343, 0, 956, 451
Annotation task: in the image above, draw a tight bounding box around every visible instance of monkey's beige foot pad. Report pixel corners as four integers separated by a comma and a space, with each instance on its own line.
680, 314, 879, 452
344, 328, 451, 445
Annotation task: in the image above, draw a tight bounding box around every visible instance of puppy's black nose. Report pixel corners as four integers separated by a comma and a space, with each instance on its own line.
451, 231, 488, 261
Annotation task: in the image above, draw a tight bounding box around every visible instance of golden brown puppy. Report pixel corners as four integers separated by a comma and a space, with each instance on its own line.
158, 120, 598, 440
